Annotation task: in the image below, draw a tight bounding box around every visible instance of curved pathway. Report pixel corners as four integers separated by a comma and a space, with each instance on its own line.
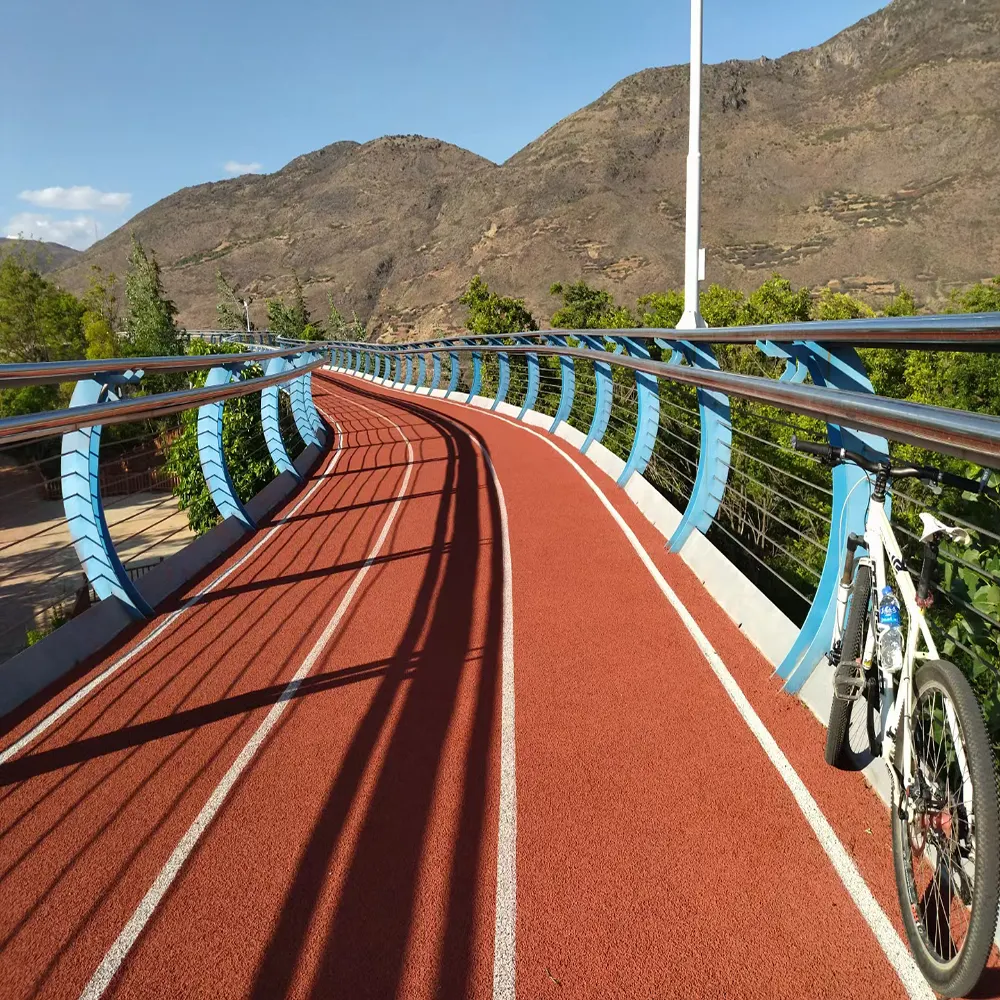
0, 371, 992, 999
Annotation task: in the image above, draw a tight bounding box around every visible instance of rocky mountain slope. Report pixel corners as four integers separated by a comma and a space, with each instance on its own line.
2, 238, 80, 274
55, 0, 1000, 335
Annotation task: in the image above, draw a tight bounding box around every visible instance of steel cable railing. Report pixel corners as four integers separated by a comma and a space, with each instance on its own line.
0, 343, 326, 665
326, 325, 1000, 753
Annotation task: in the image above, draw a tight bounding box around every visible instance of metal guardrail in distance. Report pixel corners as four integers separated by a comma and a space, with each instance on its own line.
325, 326, 1000, 741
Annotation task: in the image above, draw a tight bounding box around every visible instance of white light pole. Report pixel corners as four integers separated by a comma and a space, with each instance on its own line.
677, 0, 706, 330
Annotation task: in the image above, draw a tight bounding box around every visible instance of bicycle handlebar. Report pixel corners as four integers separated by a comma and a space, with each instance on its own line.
790, 435, 1000, 500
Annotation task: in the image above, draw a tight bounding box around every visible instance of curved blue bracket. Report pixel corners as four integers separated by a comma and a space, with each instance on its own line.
517, 348, 540, 421
445, 351, 460, 396
777, 342, 889, 692
290, 358, 322, 449
371, 353, 381, 379
547, 335, 575, 432
493, 351, 510, 409
198, 366, 256, 529
466, 343, 482, 403
431, 353, 442, 391
404, 354, 413, 388
61, 376, 153, 617
667, 341, 733, 550
417, 353, 426, 389
578, 336, 612, 454
262, 357, 300, 481
391, 355, 400, 386
610, 337, 660, 486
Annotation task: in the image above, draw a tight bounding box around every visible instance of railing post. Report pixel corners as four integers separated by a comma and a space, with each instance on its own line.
517, 339, 540, 420
374, 352, 383, 380
493, 347, 510, 409
393, 354, 402, 387
776, 342, 889, 692
403, 353, 414, 389
547, 334, 576, 432
61, 375, 153, 617
465, 340, 483, 403
416, 353, 426, 391
261, 357, 300, 480
665, 340, 733, 551
430, 352, 442, 391
579, 335, 612, 454
610, 337, 660, 486
290, 354, 323, 448
445, 350, 461, 396
198, 365, 256, 529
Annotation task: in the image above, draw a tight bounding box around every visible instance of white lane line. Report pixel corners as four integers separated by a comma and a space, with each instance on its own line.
77, 397, 415, 1000
355, 377, 935, 1000
473, 444, 517, 1000
0, 411, 346, 767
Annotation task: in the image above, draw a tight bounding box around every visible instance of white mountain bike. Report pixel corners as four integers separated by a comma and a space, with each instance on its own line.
793, 437, 1000, 998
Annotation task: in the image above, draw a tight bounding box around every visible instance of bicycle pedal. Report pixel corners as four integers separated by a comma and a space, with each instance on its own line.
833, 661, 864, 702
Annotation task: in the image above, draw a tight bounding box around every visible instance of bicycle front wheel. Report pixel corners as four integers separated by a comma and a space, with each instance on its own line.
891, 659, 1000, 997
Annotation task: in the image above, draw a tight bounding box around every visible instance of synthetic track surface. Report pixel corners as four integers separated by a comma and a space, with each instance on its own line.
1, 372, 996, 999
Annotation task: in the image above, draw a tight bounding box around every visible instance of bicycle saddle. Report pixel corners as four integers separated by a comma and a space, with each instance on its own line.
919, 512, 971, 546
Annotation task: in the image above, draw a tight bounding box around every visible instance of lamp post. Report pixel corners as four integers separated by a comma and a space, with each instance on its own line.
677, 0, 706, 330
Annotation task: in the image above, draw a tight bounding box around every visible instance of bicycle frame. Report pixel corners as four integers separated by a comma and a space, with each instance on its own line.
833, 496, 972, 811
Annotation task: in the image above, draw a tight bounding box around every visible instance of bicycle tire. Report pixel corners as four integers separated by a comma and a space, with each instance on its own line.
891, 659, 1000, 997
826, 564, 872, 768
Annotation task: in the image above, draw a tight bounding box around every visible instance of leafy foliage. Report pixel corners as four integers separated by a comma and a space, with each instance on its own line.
216, 270, 251, 331
460, 276, 537, 334
124, 235, 182, 358
267, 273, 314, 339
550, 280, 632, 329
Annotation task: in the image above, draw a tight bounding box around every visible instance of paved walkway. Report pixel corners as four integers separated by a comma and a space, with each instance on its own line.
0, 372, 996, 999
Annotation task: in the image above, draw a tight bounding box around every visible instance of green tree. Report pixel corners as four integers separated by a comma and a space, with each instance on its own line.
124, 235, 182, 358
550, 280, 634, 329
947, 276, 1000, 314
266, 273, 311, 339
814, 288, 875, 321
701, 284, 745, 327
460, 276, 537, 334
738, 274, 812, 326
881, 287, 918, 317
216, 270, 251, 331
637, 291, 684, 329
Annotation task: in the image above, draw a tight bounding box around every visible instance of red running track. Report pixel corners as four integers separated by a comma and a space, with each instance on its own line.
0, 371, 997, 1000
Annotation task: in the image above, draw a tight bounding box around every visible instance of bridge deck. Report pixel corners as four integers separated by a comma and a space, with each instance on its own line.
0, 372, 979, 999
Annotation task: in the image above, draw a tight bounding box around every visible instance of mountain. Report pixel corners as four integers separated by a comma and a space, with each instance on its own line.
55, 0, 1000, 336
1, 238, 80, 274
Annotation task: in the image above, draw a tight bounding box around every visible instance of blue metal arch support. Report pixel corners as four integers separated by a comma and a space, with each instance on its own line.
198, 366, 255, 529
465, 343, 482, 403
445, 352, 460, 396
61, 377, 153, 617
777, 342, 889, 692
417, 354, 426, 390
666, 341, 733, 551
373, 353, 382, 380
517, 350, 540, 421
611, 337, 660, 486
547, 335, 576, 433
404, 354, 414, 388
578, 335, 612, 454
430, 353, 442, 391
493, 352, 510, 409
392, 355, 401, 386
261, 357, 300, 480
290, 361, 322, 449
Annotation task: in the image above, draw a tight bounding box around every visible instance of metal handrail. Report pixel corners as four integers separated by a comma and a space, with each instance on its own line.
347, 341, 1000, 467
0, 344, 308, 389
318, 311, 1000, 351
0, 356, 328, 445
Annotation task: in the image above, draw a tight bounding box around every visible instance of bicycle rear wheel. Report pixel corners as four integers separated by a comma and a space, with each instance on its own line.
891, 659, 1000, 997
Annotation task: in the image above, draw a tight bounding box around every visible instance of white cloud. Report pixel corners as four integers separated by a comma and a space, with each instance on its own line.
18, 185, 131, 211
5, 212, 101, 250
224, 160, 263, 175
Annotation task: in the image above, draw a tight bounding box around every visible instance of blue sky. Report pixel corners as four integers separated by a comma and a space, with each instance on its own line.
1, 0, 885, 250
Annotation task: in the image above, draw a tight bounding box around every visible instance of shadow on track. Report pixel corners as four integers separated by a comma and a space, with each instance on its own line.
250, 378, 505, 1000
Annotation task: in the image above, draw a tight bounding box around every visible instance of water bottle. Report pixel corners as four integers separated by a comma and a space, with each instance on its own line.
878, 586, 903, 672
